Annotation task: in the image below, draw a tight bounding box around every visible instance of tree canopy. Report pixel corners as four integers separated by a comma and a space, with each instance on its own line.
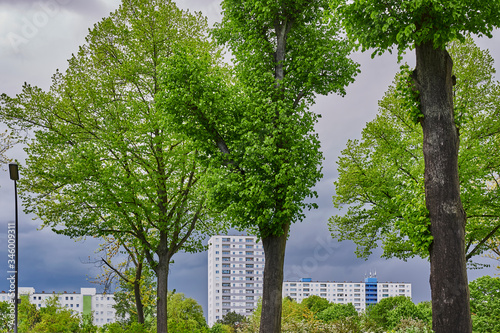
334, 0, 500, 57
330, 38, 500, 261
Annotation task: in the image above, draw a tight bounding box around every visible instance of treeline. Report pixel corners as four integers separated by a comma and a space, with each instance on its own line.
0, 275, 498, 332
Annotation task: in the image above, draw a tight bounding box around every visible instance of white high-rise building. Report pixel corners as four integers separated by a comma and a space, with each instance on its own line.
282, 277, 412, 312
207, 235, 265, 327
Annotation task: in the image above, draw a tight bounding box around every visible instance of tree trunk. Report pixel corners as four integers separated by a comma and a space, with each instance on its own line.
134, 262, 145, 324
414, 41, 472, 333
156, 236, 170, 333
259, 223, 290, 333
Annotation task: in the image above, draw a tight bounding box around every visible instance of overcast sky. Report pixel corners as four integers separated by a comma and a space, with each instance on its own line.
1, 0, 499, 319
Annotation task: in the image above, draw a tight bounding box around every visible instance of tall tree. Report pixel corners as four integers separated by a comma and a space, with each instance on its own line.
334, 1, 500, 332
330, 39, 500, 261
0, 1, 222, 332
159, 1, 359, 331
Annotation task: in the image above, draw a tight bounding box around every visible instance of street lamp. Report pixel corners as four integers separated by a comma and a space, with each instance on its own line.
9, 163, 19, 333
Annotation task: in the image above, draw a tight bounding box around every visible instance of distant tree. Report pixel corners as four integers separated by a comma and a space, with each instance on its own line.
365, 296, 431, 331
112, 263, 156, 327
335, 0, 500, 331
79, 313, 97, 333
281, 297, 315, 324
166, 291, 208, 333
469, 276, 500, 333
92, 236, 154, 325
209, 323, 232, 333
316, 303, 358, 322
161, 1, 359, 331
393, 318, 432, 333
15, 295, 82, 333
0, 1, 223, 333
365, 296, 411, 330
216, 311, 246, 331
301, 295, 331, 314
18, 295, 40, 333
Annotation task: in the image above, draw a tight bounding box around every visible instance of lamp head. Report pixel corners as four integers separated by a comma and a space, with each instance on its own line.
9, 163, 19, 181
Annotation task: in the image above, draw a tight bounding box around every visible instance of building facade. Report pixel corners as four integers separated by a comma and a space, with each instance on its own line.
207, 235, 265, 327
207, 235, 412, 326
0, 287, 117, 326
283, 276, 412, 312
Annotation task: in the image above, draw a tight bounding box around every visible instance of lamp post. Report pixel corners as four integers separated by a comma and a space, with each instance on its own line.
9, 163, 19, 333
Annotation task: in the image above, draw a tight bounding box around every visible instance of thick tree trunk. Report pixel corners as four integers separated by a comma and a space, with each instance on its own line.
134, 262, 145, 324
414, 41, 471, 333
156, 236, 170, 333
259, 223, 290, 333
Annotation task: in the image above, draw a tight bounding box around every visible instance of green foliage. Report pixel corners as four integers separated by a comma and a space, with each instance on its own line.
113, 265, 156, 326
301, 295, 331, 314
393, 318, 433, 333
210, 323, 233, 333
80, 313, 98, 333
0, 0, 220, 254
0, 129, 14, 166
160, 0, 359, 237
281, 297, 315, 324
167, 292, 208, 333
330, 38, 500, 261
364, 296, 431, 331
469, 276, 500, 333
98, 321, 151, 333
334, 0, 500, 58
316, 303, 358, 322
0, 301, 13, 333
13, 295, 83, 333
216, 311, 246, 331
18, 295, 40, 333
395, 65, 421, 124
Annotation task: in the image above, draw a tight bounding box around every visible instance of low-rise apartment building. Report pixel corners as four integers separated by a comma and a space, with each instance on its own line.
0, 287, 117, 326
283, 276, 412, 312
